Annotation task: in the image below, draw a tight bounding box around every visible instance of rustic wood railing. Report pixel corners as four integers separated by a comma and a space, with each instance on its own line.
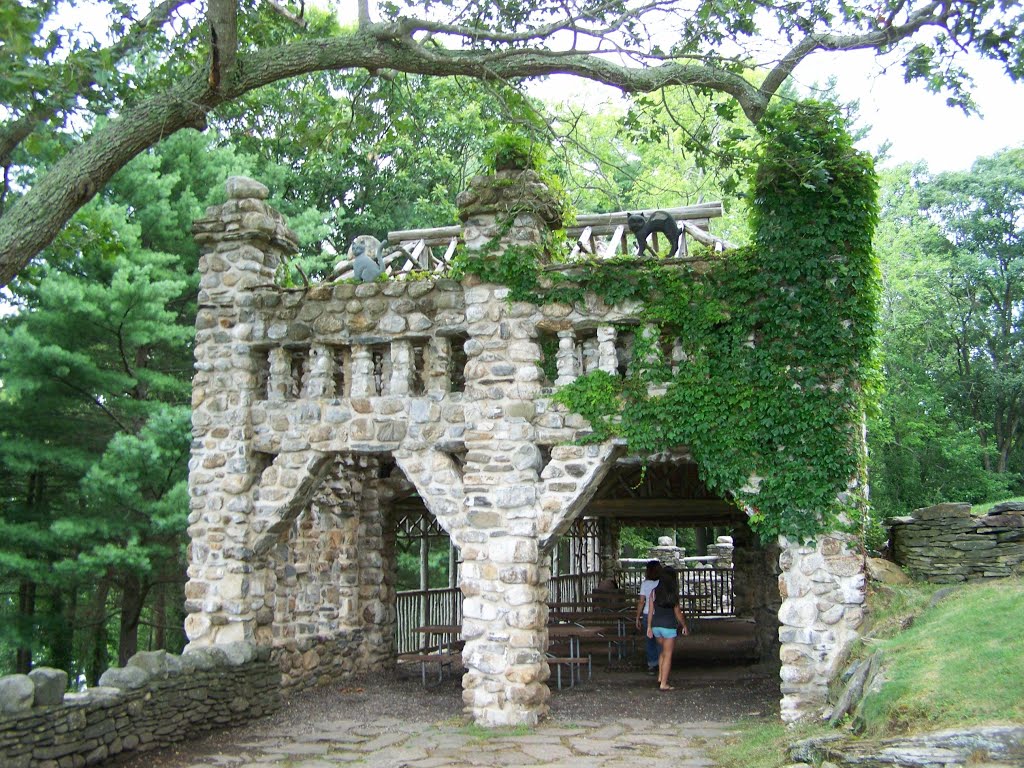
332, 203, 733, 280
394, 565, 733, 653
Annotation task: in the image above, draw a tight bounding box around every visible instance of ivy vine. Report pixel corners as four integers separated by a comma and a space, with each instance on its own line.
460, 101, 880, 544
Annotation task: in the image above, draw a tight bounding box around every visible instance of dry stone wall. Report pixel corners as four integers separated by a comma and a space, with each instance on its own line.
889, 502, 1024, 582
0, 645, 278, 768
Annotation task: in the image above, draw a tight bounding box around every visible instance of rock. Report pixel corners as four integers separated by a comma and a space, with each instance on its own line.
225, 176, 269, 200
98, 665, 150, 690
928, 586, 961, 608
28, 667, 68, 707
987, 501, 1024, 515
0, 674, 35, 715
865, 557, 911, 585
810, 725, 1024, 767
127, 650, 183, 678
912, 502, 972, 520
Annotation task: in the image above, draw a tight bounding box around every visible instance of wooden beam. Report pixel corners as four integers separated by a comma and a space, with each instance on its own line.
586, 498, 742, 519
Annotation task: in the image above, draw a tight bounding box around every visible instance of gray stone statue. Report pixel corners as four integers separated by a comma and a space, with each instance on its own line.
350, 235, 386, 282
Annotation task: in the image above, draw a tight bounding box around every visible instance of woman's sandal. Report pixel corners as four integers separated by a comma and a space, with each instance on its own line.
659, 685, 675, 691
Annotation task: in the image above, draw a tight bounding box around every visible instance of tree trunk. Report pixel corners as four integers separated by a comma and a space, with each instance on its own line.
49, 588, 76, 674
118, 571, 146, 666
86, 577, 112, 685
16, 580, 36, 674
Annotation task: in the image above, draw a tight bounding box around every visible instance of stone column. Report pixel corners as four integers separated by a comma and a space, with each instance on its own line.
186, 176, 299, 649
267, 347, 292, 401
389, 339, 413, 396
731, 521, 781, 668
452, 170, 563, 726
349, 345, 374, 397
302, 343, 335, 399
554, 330, 579, 386
597, 325, 618, 374
777, 533, 865, 723
425, 337, 452, 393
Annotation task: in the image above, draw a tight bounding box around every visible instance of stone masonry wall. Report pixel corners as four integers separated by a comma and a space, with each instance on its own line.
889, 502, 1024, 582
0, 645, 278, 768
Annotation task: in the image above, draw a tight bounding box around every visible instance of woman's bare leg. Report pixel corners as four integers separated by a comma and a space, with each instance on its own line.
659, 636, 676, 690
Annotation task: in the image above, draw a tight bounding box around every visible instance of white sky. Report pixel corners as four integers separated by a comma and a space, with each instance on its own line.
798, 50, 1024, 172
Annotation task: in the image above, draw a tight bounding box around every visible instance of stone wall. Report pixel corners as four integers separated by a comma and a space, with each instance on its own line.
888, 502, 1024, 583
0, 645, 278, 768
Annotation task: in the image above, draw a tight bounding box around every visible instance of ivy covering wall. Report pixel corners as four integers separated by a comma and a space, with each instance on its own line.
459, 101, 881, 543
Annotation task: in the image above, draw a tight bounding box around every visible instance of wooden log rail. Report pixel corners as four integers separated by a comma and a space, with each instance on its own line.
332, 203, 732, 280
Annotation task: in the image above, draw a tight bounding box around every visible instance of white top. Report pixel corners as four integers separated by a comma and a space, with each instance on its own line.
639, 579, 659, 616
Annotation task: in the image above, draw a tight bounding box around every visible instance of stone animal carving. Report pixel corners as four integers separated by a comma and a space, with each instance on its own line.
349, 235, 386, 282
627, 210, 680, 259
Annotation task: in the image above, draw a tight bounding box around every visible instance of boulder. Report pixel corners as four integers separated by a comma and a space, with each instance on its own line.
865, 557, 911, 585
98, 665, 150, 690
28, 667, 67, 707
127, 650, 183, 678
0, 674, 35, 715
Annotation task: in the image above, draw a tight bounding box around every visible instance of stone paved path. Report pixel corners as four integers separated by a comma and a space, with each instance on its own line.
165, 717, 735, 768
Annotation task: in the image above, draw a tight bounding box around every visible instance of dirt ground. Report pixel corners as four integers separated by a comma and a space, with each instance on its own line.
111, 619, 780, 767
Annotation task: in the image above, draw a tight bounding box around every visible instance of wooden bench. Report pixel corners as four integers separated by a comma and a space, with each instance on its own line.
397, 647, 462, 687
546, 653, 591, 689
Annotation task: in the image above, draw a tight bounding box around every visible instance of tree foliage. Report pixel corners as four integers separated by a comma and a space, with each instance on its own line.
2, 0, 1022, 285
868, 152, 1024, 520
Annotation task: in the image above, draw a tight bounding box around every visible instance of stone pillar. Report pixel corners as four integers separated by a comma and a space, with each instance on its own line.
349, 345, 374, 397
731, 521, 781, 668
186, 177, 299, 649
267, 347, 292, 401
777, 532, 865, 723
597, 325, 618, 374
425, 337, 451, 393
554, 330, 579, 386
302, 343, 335, 399
581, 335, 600, 374
389, 338, 413, 396
451, 171, 563, 726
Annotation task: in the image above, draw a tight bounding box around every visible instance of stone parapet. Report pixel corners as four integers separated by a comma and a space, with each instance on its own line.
0, 646, 278, 768
888, 502, 1024, 582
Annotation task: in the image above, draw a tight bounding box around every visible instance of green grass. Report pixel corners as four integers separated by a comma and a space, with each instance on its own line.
857, 578, 1024, 735
709, 720, 821, 768
709, 577, 1024, 766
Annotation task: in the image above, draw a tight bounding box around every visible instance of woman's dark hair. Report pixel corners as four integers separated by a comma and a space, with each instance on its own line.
655, 566, 680, 607
644, 560, 662, 580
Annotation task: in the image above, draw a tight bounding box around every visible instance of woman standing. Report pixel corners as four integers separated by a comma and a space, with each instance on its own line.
646, 566, 689, 691
635, 560, 661, 675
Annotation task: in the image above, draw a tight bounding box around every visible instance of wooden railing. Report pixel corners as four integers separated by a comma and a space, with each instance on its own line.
332, 202, 734, 280
395, 586, 462, 654
619, 563, 735, 617
394, 565, 734, 653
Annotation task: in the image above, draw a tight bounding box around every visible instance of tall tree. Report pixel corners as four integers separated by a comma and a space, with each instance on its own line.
868, 153, 1024, 520
2, 0, 1021, 284
921, 149, 1024, 475
0, 129, 255, 676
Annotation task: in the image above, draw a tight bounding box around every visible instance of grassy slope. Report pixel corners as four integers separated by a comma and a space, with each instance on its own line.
710, 576, 1024, 768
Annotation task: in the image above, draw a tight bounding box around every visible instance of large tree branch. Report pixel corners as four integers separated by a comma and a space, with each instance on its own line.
759, 2, 950, 105
0, 1, 992, 287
